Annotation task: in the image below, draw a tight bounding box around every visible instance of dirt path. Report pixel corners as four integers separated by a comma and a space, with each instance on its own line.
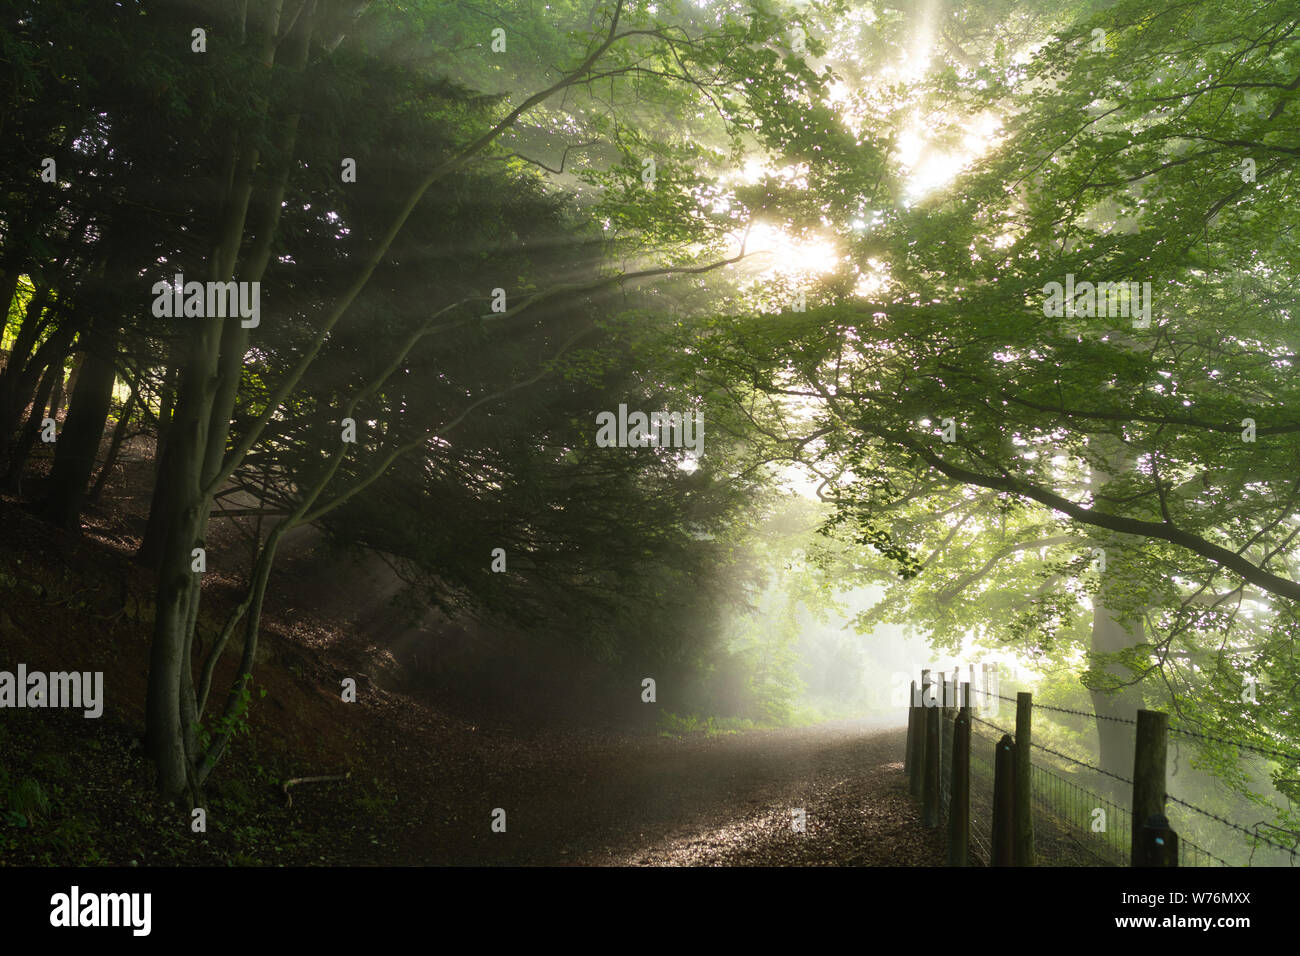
363, 718, 945, 866
230, 523, 943, 866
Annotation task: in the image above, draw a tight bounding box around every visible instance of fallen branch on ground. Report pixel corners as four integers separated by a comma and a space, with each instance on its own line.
281, 772, 351, 808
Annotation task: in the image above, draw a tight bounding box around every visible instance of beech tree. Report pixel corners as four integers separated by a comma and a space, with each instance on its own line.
693, 0, 1300, 784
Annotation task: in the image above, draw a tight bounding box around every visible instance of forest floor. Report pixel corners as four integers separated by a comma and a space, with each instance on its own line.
479, 719, 945, 866
0, 437, 941, 867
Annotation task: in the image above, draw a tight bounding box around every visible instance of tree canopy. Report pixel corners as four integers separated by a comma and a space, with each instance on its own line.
2, 0, 1297, 829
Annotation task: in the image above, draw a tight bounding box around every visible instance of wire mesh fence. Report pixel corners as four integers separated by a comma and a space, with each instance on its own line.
908, 674, 1295, 867
1028, 761, 1129, 865
967, 715, 998, 865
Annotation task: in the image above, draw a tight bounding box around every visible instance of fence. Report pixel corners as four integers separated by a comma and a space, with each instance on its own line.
903, 669, 1300, 866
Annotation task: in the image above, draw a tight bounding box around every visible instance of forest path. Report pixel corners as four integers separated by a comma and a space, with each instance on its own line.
244, 524, 940, 865
381, 718, 945, 865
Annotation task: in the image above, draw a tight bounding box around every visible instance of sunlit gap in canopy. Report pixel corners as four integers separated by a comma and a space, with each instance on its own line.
739, 222, 841, 278
718, 0, 1009, 482
704, 158, 843, 291
895, 111, 1001, 204
814, 0, 1004, 205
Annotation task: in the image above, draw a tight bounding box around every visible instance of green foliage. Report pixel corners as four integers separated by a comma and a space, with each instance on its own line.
657, 711, 758, 737
5, 776, 51, 825
197, 675, 264, 755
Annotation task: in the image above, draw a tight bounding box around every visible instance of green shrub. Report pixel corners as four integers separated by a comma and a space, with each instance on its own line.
7, 777, 51, 823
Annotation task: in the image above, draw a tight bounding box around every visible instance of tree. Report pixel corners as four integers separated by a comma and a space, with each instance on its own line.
121, 0, 824, 801
693, 0, 1300, 783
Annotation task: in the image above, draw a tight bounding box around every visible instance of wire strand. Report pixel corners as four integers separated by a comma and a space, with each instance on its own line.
985, 692, 1137, 724
1164, 793, 1300, 861
1168, 724, 1300, 765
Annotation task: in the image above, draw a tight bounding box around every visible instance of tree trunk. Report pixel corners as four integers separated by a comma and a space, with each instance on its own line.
43, 315, 118, 527
44, 357, 65, 425
60, 351, 84, 416
143, 0, 318, 801
137, 363, 179, 567
0, 282, 52, 442
4, 352, 65, 489
1089, 604, 1144, 778
0, 317, 76, 461
88, 387, 136, 503
0, 265, 21, 333
1087, 435, 1147, 780
0, 281, 50, 385
143, 331, 221, 802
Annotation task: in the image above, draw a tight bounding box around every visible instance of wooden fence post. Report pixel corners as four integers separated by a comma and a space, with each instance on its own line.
946, 682, 970, 865
939, 676, 951, 790
911, 670, 930, 798
1014, 692, 1035, 866
992, 733, 1016, 865
905, 680, 917, 778
923, 697, 941, 827
1137, 813, 1178, 866
1131, 710, 1169, 865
